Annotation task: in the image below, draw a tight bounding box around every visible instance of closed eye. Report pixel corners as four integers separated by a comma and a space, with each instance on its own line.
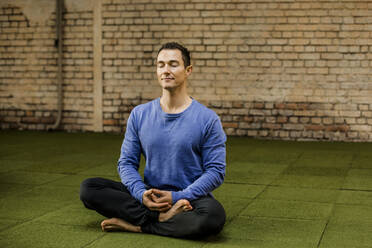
170, 62, 179, 67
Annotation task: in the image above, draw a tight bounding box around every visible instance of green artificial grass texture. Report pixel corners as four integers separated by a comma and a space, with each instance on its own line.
1, 130, 372, 248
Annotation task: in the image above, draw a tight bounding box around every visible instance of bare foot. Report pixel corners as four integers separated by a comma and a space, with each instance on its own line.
159, 199, 192, 222
101, 218, 141, 233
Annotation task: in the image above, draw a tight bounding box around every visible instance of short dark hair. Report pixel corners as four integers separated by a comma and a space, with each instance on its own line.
157, 42, 191, 68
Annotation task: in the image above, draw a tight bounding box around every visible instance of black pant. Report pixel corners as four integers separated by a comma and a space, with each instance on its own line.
80, 177, 226, 238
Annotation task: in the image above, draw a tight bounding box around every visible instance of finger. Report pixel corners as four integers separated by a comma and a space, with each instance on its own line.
149, 205, 170, 212
157, 205, 171, 212
183, 206, 190, 211
184, 205, 193, 211
150, 193, 157, 201
143, 189, 152, 196
151, 195, 166, 203
150, 192, 169, 203
151, 188, 164, 197
151, 188, 161, 194
151, 192, 162, 200
152, 197, 161, 203
148, 201, 169, 209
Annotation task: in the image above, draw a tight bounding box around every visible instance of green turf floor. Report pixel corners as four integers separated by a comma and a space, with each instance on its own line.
1, 130, 372, 248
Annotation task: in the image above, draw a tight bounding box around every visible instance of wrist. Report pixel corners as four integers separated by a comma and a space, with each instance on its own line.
171, 191, 182, 204
138, 189, 146, 204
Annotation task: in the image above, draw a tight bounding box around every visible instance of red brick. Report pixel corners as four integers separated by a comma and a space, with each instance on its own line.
297, 104, 310, 110
305, 125, 325, 131
22, 117, 39, 123
103, 119, 119, 125
232, 101, 244, 108
325, 125, 350, 132
4, 116, 19, 122
277, 116, 288, 123
253, 103, 265, 109
222, 122, 238, 128
243, 116, 254, 122
40, 117, 55, 124
263, 123, 281, 129
285, 103, 298, 110
275, 103, 286, 109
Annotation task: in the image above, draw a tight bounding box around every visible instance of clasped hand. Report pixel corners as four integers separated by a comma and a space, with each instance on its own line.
142, 189, 172, 212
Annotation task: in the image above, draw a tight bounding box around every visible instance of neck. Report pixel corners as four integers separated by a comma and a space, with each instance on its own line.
160, 88, 192, 114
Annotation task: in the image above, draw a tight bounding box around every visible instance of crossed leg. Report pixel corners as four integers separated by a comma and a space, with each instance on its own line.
80, 177, 226, 238
101, 199, 192, 232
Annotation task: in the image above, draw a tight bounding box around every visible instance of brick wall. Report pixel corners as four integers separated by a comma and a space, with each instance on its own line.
0, 4, 94, 131
0, 6, 57, 130
62, 10, 94, 131
1, 0, 372, 141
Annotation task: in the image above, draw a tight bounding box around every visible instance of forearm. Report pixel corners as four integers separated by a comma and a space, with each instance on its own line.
173, 120, 227, 203
117, 109, 146, 203
171, 166, 225, 203
118, 160, 146, 203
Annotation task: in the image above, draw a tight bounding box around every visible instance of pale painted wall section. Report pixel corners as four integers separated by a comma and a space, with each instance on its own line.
0, 0, 94, 23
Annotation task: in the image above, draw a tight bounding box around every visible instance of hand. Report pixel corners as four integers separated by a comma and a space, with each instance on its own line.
142, 189, 171, 212
150, 189, 172, 205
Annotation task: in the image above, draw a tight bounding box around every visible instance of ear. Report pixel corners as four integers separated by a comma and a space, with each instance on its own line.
185, 65, 192, 77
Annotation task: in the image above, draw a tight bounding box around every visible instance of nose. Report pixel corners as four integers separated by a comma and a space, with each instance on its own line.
164, 64, 171, 73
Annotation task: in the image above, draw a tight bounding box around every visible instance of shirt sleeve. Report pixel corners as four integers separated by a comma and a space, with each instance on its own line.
171, 117, 226, 203
117, 109, 147, 203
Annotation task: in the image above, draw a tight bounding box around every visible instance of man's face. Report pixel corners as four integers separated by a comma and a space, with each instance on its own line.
156, 49, 192, 91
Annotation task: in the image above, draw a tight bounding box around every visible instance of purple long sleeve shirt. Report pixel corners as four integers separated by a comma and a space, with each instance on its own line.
117, 98, 226, 204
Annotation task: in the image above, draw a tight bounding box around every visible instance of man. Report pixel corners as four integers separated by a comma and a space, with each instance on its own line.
80, 42, 227, 238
